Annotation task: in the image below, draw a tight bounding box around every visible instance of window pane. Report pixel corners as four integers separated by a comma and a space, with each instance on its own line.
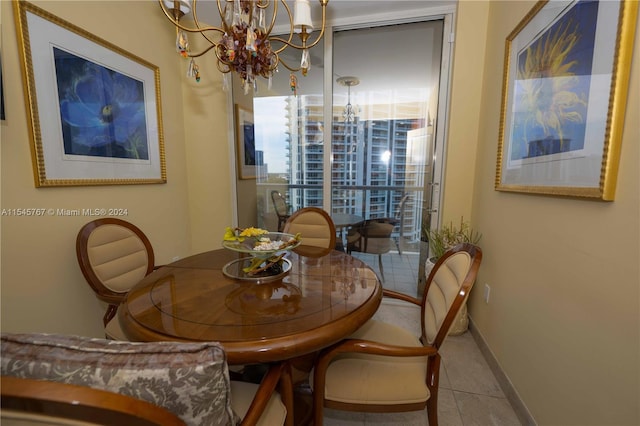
235, 32, 324, 231
332, 21, 443, 253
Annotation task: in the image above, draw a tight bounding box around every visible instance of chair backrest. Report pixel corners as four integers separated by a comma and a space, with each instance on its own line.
357, 218, 395, 254
394, 194, 410, 236
283, 207, 336, 249
1, 333, 237, 426
1, 376, 186, 426
271, 191, 289, 217
420, 243, 482, 347
76, 218, 155, 306
1, 333, 291, 426
271, 191, 291, 232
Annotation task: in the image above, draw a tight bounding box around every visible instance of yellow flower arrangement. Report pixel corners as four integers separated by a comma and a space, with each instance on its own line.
224, 226, 268, 242
222, 227, 301, 275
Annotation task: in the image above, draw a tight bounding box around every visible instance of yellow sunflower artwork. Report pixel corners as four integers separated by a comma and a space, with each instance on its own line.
510, 0, 599, 161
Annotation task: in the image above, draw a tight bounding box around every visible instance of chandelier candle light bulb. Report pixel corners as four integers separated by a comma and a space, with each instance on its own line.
294, 0, 313, 30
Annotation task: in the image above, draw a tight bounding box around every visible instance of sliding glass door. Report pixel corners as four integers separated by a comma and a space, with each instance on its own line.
232, 13, 450, 296
232, 31, 325, 231
331, 21, 443, 258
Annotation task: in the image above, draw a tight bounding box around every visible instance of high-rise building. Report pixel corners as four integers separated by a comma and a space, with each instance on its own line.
269, 94, 429, 244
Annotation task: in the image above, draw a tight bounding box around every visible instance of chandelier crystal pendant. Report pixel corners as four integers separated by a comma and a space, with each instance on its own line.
159, 0, 329, 91
337, 76, 359, 123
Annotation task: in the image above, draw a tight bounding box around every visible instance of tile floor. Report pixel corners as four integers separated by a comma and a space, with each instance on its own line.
321, 251, 523, 426
350, 250, 423, 298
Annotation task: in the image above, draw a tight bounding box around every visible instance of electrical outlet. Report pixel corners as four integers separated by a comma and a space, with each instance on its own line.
484, 284, 491, 304
172, 256, 180, 262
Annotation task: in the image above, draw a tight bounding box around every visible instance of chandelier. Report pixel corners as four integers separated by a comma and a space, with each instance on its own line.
159, 0, 329, 91
337, 76, 359, 122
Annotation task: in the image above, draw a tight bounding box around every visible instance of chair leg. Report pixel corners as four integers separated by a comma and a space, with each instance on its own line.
426, 353, 441, 426
103, 304, 118, 327
312, 354, 329, 426
393, 238, 402, 256
378, 254, 385, 281
280, 362, 295, 426
427, 392, 438, 426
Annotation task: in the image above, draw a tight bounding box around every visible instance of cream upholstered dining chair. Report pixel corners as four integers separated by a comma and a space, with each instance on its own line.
346, 218, 396, 281
393, 193, 411, 255
1, 333, 294, 426
312, 243, 482, 426
283, 207, 336, 250
1, 376, 187, 426
271, 190, 291, 232
76, 218, 156, 340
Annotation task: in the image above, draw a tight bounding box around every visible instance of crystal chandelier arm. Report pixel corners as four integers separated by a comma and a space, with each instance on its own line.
158, 0, 226, 59
260, 0, 279, 37
215, 0, 228, 32
215, 0, 275, 33
215, 51, 232, 74
187, 41, 219, 58
158, 0, 223, 34
272, 0, 296, 49
277, 55, 303, 73
191, 0, 224, 47
190, 0, 227, 56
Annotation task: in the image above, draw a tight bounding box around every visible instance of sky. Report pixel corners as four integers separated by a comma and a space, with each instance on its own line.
254, 96, 289, 174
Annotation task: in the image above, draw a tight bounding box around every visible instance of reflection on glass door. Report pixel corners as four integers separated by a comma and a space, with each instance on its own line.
233, 18, 447, 297
331, 21, 444, 295
233, 32, 325, 231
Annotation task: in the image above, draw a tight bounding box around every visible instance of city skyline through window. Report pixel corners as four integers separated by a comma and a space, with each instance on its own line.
236, 19, 445, 269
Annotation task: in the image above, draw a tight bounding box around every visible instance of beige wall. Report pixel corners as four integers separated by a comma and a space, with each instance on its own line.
0, 1, 232, 336
441, 1, 489, 224
231, 82, 259, 230
455, 1, 639, 425
180, 28, 234, 253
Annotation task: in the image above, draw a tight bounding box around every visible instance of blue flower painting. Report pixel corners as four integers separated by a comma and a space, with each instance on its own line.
54, 47, 149, 160
510, 0, 599, 161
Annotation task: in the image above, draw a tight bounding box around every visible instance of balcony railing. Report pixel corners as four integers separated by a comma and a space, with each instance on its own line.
257, 183, 425, 252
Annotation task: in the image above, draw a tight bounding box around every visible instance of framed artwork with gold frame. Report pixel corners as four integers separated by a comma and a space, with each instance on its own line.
14, 1, 166, 187
495, 0, 637, 200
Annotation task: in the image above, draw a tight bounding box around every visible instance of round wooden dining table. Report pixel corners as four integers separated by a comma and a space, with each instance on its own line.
118, 246, 382, 365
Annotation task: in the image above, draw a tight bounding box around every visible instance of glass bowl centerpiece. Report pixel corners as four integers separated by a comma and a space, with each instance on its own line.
222, 227, 301, 280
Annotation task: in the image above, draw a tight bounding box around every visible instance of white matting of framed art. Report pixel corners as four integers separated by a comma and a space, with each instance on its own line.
495, 0, 637, 200
14, 1, 166, 187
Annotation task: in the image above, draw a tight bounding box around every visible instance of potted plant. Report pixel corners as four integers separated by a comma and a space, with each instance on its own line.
428, 218, 482, 261
426, 217, 482, 335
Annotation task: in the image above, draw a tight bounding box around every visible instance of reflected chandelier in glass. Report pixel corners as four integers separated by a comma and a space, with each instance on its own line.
159, 0, 329, 91
337, 76, 359, 123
